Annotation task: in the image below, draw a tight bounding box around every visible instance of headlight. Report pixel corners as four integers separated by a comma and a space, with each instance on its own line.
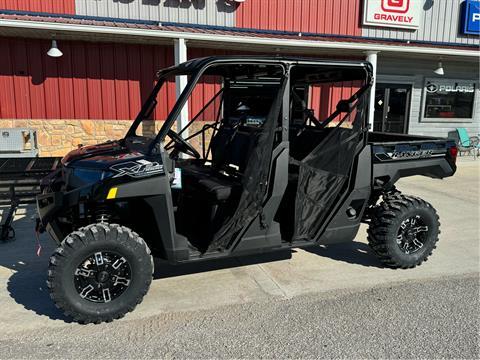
70, 168, 114, 186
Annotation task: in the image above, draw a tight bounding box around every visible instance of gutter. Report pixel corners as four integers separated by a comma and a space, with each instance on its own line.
0, 19, 478, 58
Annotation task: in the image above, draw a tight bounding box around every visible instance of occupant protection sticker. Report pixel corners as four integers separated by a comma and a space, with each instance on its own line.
171, 168, 182, 189
110, 160, 164, 178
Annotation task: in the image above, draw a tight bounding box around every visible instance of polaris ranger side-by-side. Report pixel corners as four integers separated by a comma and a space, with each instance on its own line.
36, 57, 457, 323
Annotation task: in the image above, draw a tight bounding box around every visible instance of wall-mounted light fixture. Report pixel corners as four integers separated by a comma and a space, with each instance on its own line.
47, 39, 63, 58
433, 59, 444, 76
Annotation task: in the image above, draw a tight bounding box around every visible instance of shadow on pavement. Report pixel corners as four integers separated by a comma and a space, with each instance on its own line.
1, 206, 381, 323
153, 250, 292, 280
304, 241, 383, 268
2, 205, 293, 321
153, 240, 384, 280
0, 205, 71, 322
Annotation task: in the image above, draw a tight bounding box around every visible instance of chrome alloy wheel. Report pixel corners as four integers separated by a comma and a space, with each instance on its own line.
73, 251, 132, 303
396, 215, 429, 255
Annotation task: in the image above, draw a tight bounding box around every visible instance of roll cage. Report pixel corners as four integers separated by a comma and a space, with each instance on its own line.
123, 56, 373, 157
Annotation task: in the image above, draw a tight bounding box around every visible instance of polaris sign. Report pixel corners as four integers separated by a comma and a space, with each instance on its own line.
463, 0, 480, 35
425, 81, 475, 94
363, 0, 422, 29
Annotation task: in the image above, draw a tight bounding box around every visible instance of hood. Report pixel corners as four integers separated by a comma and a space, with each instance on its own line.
62, 141, 145, 170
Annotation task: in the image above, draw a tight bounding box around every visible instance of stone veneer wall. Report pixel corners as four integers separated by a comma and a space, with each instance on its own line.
0, 119, 211, 157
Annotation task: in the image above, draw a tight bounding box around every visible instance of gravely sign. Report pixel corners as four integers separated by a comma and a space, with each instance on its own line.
363, 0, 422, 30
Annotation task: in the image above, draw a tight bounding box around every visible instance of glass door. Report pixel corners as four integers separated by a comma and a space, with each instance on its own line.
374, 84, 411, 134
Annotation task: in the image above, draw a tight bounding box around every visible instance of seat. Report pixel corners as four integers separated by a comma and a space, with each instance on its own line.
181, 125, 256, 203
182, 163, 240, 202
177, 125, 256, 248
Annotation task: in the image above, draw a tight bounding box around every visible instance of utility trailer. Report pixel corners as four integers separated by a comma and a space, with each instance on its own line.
0, 157, 60, 241
36, 56, 457, 324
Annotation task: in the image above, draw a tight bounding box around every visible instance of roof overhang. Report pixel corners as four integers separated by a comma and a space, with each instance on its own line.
0, 18, 478, 60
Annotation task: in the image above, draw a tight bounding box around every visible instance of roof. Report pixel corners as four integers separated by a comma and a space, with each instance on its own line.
156, 56, 374, 87
171, 55, 373, 71
0, 10, 478, 57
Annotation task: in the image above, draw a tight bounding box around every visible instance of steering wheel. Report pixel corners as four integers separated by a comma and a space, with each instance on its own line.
167, 129, 201, 159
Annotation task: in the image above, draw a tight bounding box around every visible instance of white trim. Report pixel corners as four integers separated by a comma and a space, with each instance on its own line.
0, 19, 478, 57
174, 38, 188, 140
365, 51, 378, 130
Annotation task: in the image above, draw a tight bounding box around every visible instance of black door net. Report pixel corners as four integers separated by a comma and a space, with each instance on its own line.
293, 86, 370, 241
208, 77, 287, 251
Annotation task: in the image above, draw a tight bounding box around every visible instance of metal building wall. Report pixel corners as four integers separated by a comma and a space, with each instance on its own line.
377, 57, 480, 138
362, 0, 479, 45
0, 38, 175, 121
235, 0, 362, 36
0, 0, 75, 13
75, 0, 235, 26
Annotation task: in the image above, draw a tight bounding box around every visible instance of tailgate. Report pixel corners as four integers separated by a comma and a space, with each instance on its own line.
368, 132, 457, 189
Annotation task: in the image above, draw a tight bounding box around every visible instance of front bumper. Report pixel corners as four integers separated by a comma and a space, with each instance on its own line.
36, 191, 64, 224
36, 191, 67, 243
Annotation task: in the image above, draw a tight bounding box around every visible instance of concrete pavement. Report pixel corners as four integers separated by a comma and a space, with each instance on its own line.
0, 158, 478, 346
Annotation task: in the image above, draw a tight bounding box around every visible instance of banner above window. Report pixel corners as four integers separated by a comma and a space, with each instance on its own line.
363, 0, 423, 30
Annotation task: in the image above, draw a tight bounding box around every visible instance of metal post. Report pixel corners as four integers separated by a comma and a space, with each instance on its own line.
174, 38, 189, 138
365, 51, 378, 131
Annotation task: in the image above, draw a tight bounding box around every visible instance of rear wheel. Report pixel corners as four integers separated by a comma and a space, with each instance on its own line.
47, 223, 153, 324
367, 194, 440, 269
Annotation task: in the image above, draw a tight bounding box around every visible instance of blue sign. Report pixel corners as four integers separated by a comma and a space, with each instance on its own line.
464, 0, 480, 35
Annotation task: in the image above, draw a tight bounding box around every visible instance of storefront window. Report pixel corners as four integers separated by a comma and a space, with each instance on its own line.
423, 79, 476, 119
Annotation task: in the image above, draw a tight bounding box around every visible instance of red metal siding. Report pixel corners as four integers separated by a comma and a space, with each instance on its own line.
236, 0, 361, 36
113, 43, 130, 121
12, 39, 31, 118
0, 38, 174, 121
0, 0, 75, 13
71, 42, 89, 119
26, 39, 46, 119
309, 81, 363, 122
0, 40, 16, 118
187, 48, 231, 121
100, 43, 117, 120
57, 43, 75, 119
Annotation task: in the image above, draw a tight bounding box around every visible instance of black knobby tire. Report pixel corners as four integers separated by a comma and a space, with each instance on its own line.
47, 223, 153, 324
367, 194, 440, 269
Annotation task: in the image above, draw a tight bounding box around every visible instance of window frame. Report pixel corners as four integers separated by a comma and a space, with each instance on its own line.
420, 77, 478, 123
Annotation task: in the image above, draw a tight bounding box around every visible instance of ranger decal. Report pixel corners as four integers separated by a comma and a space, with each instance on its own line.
374, 149, 445, 162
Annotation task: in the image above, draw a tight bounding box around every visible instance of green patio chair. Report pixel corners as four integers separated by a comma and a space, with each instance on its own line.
456, 128, 479, 159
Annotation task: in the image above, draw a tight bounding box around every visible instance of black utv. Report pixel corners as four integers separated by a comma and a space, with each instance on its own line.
37, 56, 457, 323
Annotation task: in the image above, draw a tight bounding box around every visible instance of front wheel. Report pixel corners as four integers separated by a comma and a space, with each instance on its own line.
47, 223, 153, 324
367, 194, 440, 269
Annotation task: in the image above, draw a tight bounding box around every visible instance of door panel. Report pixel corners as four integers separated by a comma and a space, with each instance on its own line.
374, 84, 411, 134
373, 87, 387, 132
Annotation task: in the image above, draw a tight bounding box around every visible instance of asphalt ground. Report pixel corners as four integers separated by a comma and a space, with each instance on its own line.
0, 274, 477, 359
0, 157, 478, 358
